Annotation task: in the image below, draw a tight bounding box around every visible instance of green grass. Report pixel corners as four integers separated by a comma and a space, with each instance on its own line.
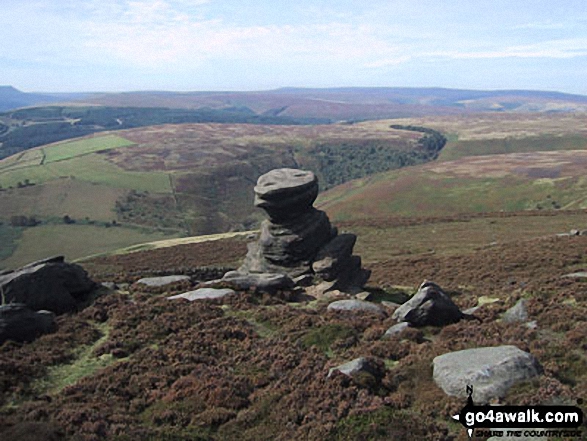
43, 135, 136, 163
31, 323, 118, 396
300, 324, 357, 356
0, 224, 22, 265
0, 154, 171, 192
0, 224, 181, 269
439, 134, 587, 161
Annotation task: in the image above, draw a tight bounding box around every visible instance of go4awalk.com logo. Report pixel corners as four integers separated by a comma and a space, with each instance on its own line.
452, 386, 584, 439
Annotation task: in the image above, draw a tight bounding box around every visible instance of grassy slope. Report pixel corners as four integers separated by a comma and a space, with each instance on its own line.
1, 224, 179, 270
319, 114, 587, 221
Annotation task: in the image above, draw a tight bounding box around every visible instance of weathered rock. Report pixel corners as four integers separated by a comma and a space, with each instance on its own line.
383, 322, 411, 337
253, 168, 319, 221
168, 288, 235, 301
0, 304, 57, 344
327, 299, 385, 315
327, 357, 385, 382
501, 299, 529, 323
258, 209, 334, 269
135, 275, 191, 287
433, 345, 542, 404
222, 271, 294, 293
392, 281, 463, 327
224, 168, 370, 295
0, 257, 97, 314
312, 233, 356, 281
562, 271, 587, 278
101, 282, 118, 290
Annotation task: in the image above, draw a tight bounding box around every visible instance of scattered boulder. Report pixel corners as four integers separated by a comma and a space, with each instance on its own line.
0, 304, 57, 344
223, 168, 370, 296
0, 256, 98, 314
501, 299, 529, 323
168, 288, 236, 301
383, 322, 411, 338
433, 345, 542, 404
221, 271, 294, 293
392, 281, 464, 327
135, 275, 191, 287
561, 271, 587, 278
101, 282, 118, 290
327, 299, 385, 315
327, 357, 386, 388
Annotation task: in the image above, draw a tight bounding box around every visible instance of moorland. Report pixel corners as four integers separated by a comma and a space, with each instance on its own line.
1, 86, 587, 440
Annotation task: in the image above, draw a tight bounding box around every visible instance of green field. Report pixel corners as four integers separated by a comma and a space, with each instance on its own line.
439, 134, 587, 161
0, 224, 180, 270
43, 135, 136, 163
0, 154, 171, 192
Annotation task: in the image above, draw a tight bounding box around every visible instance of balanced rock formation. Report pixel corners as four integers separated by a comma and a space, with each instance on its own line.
223, 168, 370, 295
0, 256, 97, 314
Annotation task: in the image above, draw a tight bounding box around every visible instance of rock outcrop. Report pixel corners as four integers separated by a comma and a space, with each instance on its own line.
0, 304, 57, 344
392, 281, 464, 327
222, 168, 370, 295
0, 256, 97, 314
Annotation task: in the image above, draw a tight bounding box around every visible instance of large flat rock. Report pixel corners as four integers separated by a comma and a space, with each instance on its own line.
327, 299, 385, 315
135, 275, 191, 287
433, 345, 542, 404
168, 288, 235, 301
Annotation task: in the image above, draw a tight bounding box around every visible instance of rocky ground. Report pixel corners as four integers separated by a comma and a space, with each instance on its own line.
1, 224, 587, 440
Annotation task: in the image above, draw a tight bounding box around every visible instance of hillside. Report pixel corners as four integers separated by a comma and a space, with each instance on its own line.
0, 86, 88, 112
0, 121, 436, 269
2, 212, 587, 440
318, 113, 587, 221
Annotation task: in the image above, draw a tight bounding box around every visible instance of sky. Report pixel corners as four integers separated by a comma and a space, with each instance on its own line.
1, 0, 587, 94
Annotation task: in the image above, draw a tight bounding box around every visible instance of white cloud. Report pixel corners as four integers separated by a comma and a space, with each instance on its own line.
427, 39, 587, 60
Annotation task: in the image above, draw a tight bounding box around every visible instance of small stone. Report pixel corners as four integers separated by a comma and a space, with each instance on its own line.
383, 322, 410, 337
168, 288, 235, 301
561, 271, 587, 278
354, 291, 371, 301
135, 275, 191, 287
526, 321, 538, 329
327, 299, 385, 315
501, 299, 528, 323
327, 357, 383, 381
462, 306, 480, 315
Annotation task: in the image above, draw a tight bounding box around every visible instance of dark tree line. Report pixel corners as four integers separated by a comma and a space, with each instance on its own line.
389, 125, 447, 158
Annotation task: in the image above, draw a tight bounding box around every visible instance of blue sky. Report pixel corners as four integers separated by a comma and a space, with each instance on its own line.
1, 0, 587, 93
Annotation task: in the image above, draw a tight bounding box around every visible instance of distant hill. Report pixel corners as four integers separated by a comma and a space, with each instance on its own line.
0, 86, 89, 112
78, 87, 587, 119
